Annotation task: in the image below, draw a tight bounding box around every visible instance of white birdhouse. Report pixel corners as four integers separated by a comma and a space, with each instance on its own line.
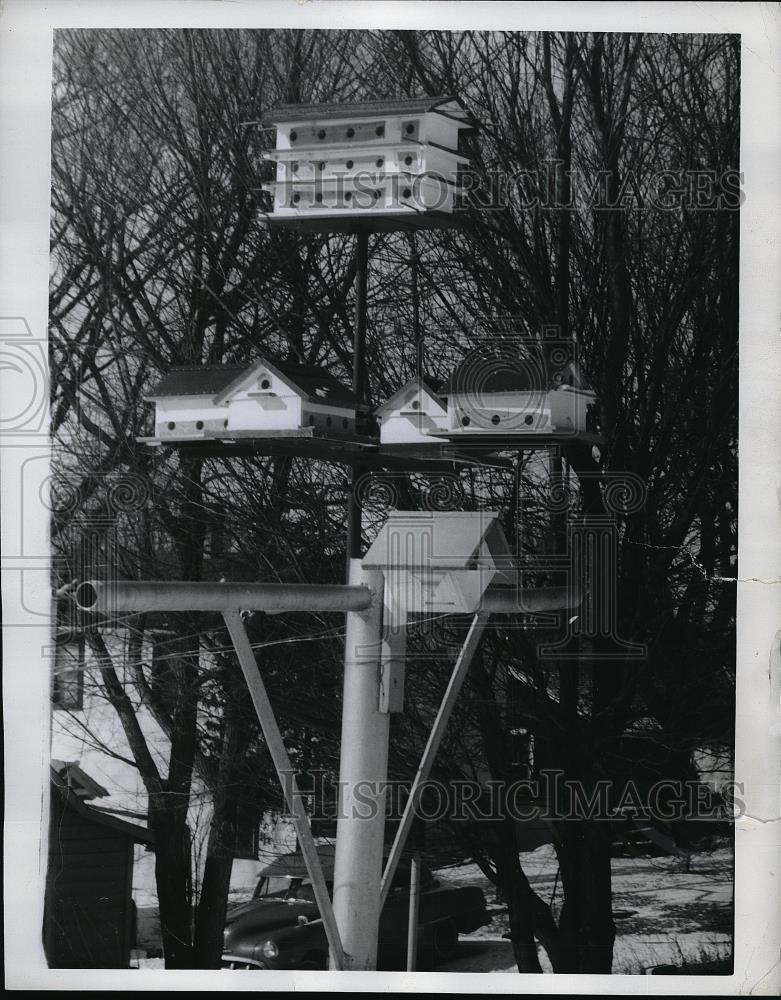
374, 377, 449, 445
362, 511, 514, 615
145, 356, 357, 442
260, 96, 476, 229
439, 353, 600, 441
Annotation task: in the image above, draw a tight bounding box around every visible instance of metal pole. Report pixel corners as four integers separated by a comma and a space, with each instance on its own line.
222, 610, 344, 969
480, 584, 580, 614
74, 579, 577, 618
406, 852, 422, 971
74, 580, 372, 615
352, 229, 369, 407
380, 613, 489, 907
331, 560, 388, 970
410, 231, 423, 381
346, 229, 370, 567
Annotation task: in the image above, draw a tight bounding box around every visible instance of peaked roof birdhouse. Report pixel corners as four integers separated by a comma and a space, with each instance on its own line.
144, 355, 358, 442
362, 511, 514, 613
260, 96, 477, 232
435, 347, 601, 443
375, 376, 449, 445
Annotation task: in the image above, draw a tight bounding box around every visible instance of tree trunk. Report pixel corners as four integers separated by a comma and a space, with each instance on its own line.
192, 679, 247, 968
554, 819, 615, 972
149, 794, 195, 969
191, 800, 237, 968
494, 817, 543, 972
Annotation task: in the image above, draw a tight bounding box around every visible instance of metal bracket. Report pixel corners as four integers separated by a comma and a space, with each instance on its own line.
379, 612, 489, 905
222, 611, 344, 970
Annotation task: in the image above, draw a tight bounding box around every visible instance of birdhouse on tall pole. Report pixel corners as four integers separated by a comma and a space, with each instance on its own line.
374, 376, 449, 445
436, 344, 602, 445
260, 96, 477, 232
363, 510, 515, 618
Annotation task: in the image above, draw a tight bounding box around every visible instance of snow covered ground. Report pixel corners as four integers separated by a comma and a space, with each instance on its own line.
436, 842, 733, 974
135, 842, 733, 974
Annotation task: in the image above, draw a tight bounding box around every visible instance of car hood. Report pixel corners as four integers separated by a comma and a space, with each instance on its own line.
225, 897, 320, 935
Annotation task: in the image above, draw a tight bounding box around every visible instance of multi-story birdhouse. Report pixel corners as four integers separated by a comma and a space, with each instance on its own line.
439, 352, 599, 441
145, 356, 357, 441
374, 377, 449, 445
260, 96, 476, 230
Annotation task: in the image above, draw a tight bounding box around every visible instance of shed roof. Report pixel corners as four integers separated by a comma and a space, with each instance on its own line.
50, 766, 155, 844
51, 759, 109, 801
263, 95, 475, 127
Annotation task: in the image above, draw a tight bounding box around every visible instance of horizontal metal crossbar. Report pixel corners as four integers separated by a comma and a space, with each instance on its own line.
74, 580, 373, 614
74, 580, 579, 617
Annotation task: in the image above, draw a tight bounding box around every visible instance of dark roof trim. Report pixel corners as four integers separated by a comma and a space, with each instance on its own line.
50, 767, 155, 844
212, 356, 356, 407
147, 358, 356, 406
374, 376, 447, 415
263, 95, 476, 128
146, 365, 247, 399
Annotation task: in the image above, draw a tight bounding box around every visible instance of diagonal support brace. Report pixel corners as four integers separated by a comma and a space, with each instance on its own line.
223, 611, 344, 970
379, 612, 490, 907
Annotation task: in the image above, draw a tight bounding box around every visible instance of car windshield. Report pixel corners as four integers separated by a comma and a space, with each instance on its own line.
253, 857, 435, 901
254, 876, 319, 902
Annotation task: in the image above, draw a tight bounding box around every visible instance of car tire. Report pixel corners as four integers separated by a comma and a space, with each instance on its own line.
431, 918, 459, 962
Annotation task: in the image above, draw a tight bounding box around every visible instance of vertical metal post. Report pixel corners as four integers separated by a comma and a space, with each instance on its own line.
346, 229, 370, 566
331, 561, 388, 969
410, 232, 423, 381
352, 229, 369, 407
406, 852, 422, 971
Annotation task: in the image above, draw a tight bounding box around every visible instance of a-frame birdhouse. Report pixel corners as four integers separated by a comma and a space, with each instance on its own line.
374, 376, 449, 445
362, 511, 514, 614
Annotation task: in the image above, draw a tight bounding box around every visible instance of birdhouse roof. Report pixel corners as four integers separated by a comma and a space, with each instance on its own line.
363, 511, 513, 571
263, 95, 476, 128
212, 356, 356, 406
445, 352, 592, 395
147, 357, 356, 407
374, 376, 447, 415
147, 365, 248, 398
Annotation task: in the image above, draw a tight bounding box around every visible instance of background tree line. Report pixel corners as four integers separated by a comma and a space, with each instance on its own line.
49, 28, 738, 971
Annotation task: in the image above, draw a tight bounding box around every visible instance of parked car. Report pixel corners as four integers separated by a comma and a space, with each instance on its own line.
222, 845, 489, 970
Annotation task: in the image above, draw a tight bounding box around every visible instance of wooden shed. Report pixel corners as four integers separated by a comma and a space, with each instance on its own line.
44, 764, 154, 969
